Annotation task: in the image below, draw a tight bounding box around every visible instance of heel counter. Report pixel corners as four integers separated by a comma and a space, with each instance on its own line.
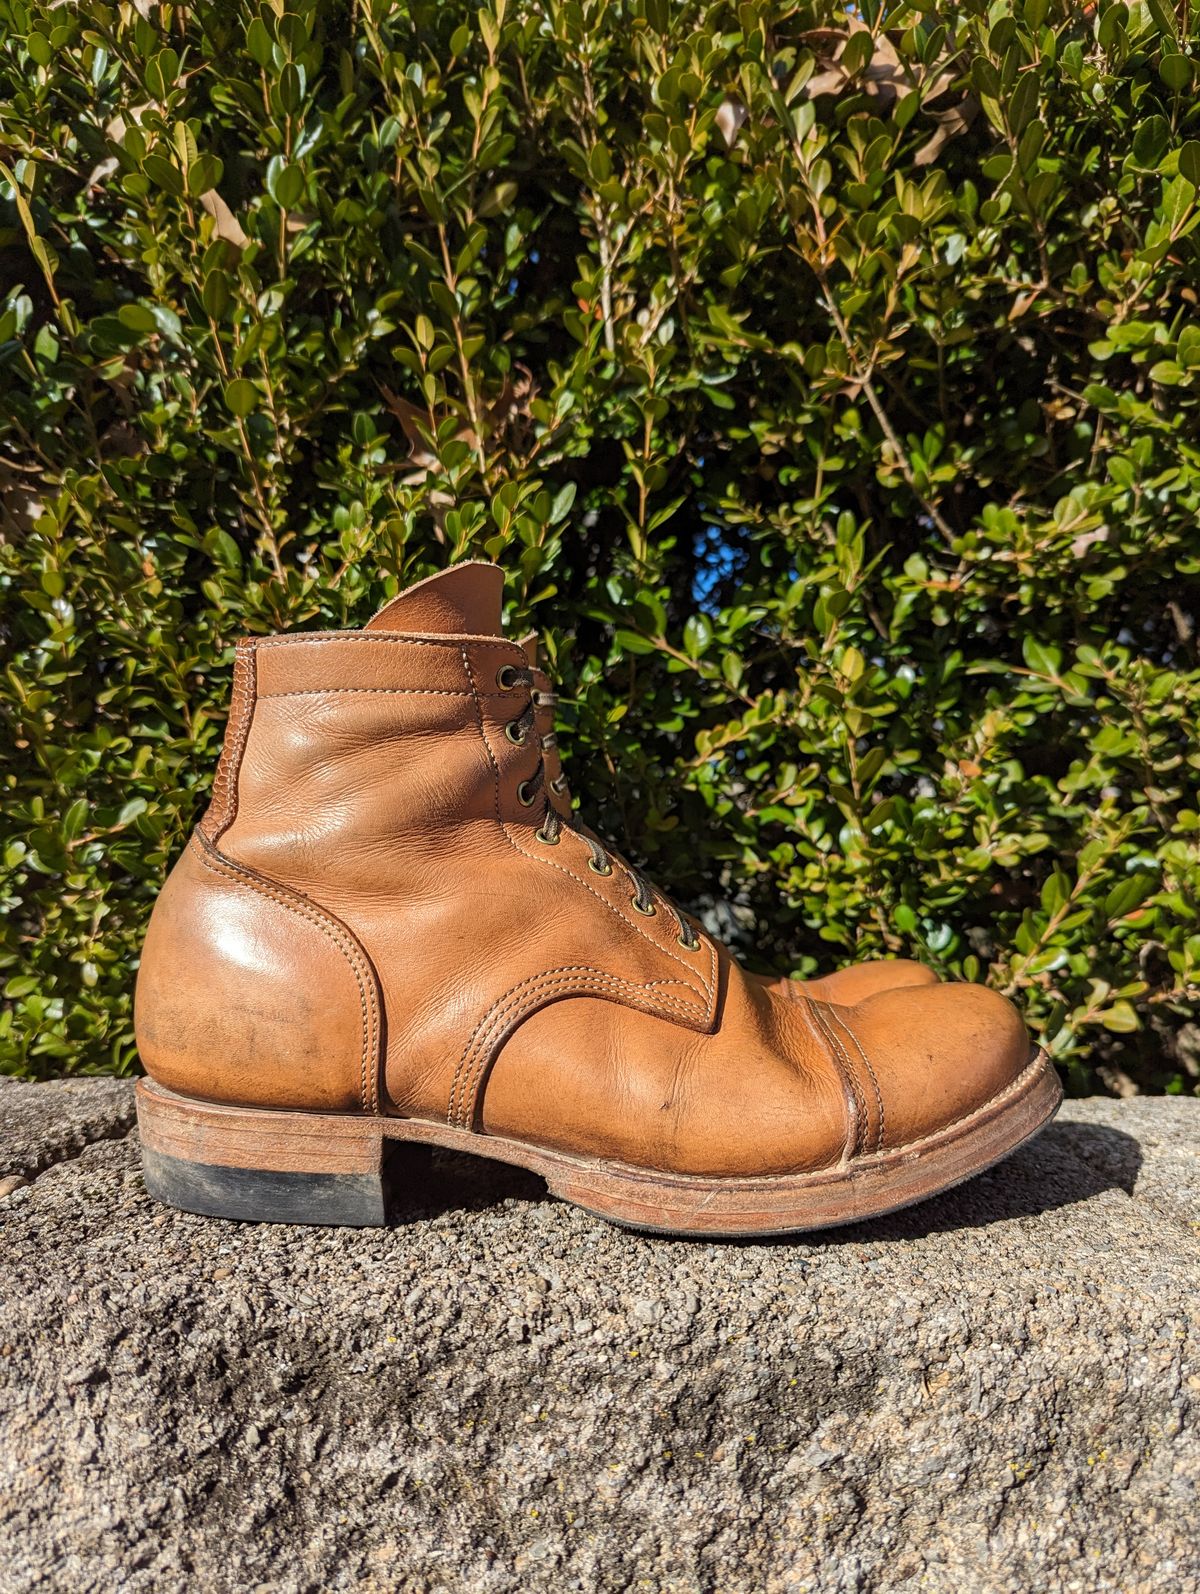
135, 836, 381, 1114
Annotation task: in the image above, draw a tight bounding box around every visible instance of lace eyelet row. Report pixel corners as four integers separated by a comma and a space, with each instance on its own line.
496, 657, 701, 953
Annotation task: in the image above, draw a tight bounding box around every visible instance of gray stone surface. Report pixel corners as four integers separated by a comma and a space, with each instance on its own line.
0, 1081, 1197, 1594
0, 1075, 135, 1197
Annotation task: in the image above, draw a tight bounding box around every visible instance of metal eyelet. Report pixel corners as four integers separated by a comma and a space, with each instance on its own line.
551, 776, 569, 795
678, 934, 700, 952
631, 899, 657, 917
587, 858, 613, 876
517, 780, 536, 807
505, 721, 527, 745
534, 827, 559, 845
496, 665, 520, 691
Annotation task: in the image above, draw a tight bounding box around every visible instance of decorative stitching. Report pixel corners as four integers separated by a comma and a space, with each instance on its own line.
257, 686, 478, 699
448, 964, 707, 1129
193, 834, 382, 1116
257, 686, 523, 699
201, 642, 256, 842
828, 1006, 885, 1154
802, 996, 863, 1160
460, 644, 718, 1003
251, 632, 528, 652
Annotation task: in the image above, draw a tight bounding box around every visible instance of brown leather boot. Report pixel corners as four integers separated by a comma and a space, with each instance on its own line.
134, 563, 1060, 1234
516, 632, 939, 1006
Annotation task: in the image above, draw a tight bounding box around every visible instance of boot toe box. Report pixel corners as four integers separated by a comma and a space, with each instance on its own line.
795, 957, 939, 1006
826, 981, 1035, 1154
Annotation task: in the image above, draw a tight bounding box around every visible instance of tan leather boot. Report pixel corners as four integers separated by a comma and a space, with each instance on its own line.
516, 632, 939, 1006
134, 563, 1060, 1234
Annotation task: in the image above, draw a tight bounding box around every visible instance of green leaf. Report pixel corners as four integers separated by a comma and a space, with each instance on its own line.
1162, 174, 1196, 231
143, 154, 183, 196
1132, 115, 1171, 170
478, 182, 518, 218
117, 303, 158, 334
1100, 1001, 1141, 1033
246, 17, 274, 67
203, 527, 243, 569
266, 158, 304, 208
223, 378, 258, 417
683, 614, 712, 657
1022, 635, 1063, 676
277, 63, 304, 114
1159, 54, 1192, 91
548, 483, 576, 524
62, 798, 88, 841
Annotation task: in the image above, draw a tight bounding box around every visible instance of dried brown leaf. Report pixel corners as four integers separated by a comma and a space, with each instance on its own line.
199, 189, 249, 248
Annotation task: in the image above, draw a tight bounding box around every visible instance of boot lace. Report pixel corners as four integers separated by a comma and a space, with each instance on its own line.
497, 663, 701, 952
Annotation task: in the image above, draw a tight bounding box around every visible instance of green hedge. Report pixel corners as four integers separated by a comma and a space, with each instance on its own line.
2, 0, 1198, 1092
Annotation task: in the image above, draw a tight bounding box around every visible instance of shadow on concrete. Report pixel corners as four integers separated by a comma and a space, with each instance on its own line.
384, 1118, 1143, 1241
385, 1143, 547, 1225
810, 1119, 1142, 1247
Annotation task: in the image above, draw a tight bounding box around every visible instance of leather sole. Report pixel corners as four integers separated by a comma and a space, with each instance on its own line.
135, 1051, 1061, 1237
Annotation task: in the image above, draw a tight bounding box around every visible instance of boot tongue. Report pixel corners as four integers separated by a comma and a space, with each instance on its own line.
516, 630, 540, 667
364, 561, 504, 636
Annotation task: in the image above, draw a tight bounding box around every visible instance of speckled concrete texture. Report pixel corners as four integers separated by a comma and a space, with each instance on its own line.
1, 1080, 1197, 1593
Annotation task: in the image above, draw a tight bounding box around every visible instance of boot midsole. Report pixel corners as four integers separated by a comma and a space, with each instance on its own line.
134, 1054, 1061, 1236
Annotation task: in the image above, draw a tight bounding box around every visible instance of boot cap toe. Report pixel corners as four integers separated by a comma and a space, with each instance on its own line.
825, 982, 1033, 1154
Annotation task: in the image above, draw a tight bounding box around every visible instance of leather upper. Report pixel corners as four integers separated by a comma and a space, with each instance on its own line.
135, 563, 1034, 1177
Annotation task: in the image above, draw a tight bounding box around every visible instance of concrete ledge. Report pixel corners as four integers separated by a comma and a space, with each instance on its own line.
1, 1079, 1197, 1592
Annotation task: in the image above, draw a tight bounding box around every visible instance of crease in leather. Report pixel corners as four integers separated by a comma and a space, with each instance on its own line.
193, 831, 384, 1114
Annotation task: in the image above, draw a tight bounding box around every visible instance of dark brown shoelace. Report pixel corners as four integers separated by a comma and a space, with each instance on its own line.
498, 664, 701, 951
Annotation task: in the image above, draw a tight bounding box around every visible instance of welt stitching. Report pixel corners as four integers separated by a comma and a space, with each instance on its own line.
459, 645, 715, 1000
829, 1007, 885, 1154
193, 837, 379, 1115
448, 964, 704, 1127
858, 1050, 1045, 1159
804, 997, 864, 1159
450, 966, 706, 1128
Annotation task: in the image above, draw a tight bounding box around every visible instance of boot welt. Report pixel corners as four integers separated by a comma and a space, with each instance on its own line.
135, 1053, 1061, 1238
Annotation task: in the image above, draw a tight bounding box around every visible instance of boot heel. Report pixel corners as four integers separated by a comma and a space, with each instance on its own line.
135, 1080, 397, 1226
